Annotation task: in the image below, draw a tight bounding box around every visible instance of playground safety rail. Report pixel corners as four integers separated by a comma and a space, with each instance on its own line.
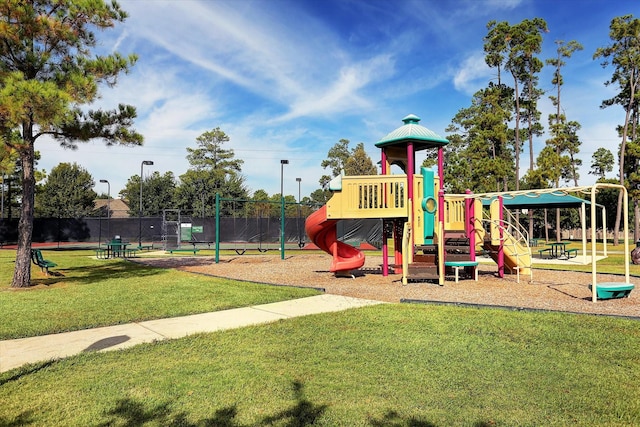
482, 213, 533, 283
326, 175, 410, 219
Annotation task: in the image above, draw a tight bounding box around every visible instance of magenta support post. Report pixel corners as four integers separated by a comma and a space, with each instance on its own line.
407, 141, 414, 201
381, 149, 389, 276
498, 195, 504, 278
465, 189, 475, 262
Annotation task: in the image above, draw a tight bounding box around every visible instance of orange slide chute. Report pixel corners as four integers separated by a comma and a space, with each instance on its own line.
305, 205, 365, 273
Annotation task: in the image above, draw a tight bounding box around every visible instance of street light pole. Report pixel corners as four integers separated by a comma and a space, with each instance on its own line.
139, 160, 154, 248
280, 160, 288, 259
100, 179, 110, 244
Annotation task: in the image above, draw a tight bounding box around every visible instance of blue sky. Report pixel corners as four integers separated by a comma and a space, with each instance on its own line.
36, 0, 637, 199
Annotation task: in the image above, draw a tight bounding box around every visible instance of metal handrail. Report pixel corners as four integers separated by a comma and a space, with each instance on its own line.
481, 209, 532, 270
502, 208, 530, 247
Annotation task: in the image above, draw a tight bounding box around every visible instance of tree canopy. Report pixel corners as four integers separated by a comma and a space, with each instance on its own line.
484, 18, 548, 191
36, 162, 96, 218
179, 127, 248, 216
594, 14, 640, 243
320, 139, 376, 183
439, 83, 515, 193
186, 128, 243, 175
344, 143, 377, 176
589, 147, 615, 179
120, 171, 177, 217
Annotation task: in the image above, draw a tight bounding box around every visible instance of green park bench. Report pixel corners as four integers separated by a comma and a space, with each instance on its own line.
537, 248, 552, 259
95, 248, 107, 259
126, 249, 138, 258
166, 248, 200, 255
564, 248, 578, 258
30, 249, 57, 276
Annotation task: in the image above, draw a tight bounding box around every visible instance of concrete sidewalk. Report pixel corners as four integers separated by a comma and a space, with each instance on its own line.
0, 295, 384, 373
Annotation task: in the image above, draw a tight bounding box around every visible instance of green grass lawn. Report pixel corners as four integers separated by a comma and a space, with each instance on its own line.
0, 249, 320, 339
1, 304, 639, 426
1, 247, 639, 425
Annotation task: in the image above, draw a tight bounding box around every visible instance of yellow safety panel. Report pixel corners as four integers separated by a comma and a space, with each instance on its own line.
490, 199, 501, 245
326, 175, 410, 219
444, 196, 466, 231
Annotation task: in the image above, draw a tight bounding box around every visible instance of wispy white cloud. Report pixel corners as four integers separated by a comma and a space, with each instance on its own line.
276, 54, 396, 122
453, 52, 493, 95
123, 1, 328, 103
485, 0, 525, 10
110, 29, 128, 54
120, 0, 404, 123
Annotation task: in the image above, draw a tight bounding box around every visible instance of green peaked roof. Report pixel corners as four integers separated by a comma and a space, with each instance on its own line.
375, 114, 449, 149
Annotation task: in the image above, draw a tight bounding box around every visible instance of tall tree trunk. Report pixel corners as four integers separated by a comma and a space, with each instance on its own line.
614, 118, 631, 246
528, 210, 534, 240
513, 75, 521, 191
614, 190, 623, 246
544, 209, 549, 242
572, 157, 579, 186
613, 80, 636, 246
634, 200, 639, 243
12, 135, 35, 288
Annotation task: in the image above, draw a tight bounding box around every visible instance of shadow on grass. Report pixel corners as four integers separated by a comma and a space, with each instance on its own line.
29, 260, 166, 288
0, 378, 502, 426
129, 257, 217, 269
367, 410, 436, 426
0, 360, 57, 387
96, 380, 327, 427
0, 410, 35, 427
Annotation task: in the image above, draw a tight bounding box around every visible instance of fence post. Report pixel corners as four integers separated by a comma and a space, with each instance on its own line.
280, 196, 286, 260
215, 193, 220, 264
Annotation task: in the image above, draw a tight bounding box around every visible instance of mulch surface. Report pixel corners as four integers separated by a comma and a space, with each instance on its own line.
136, 253, 640, 319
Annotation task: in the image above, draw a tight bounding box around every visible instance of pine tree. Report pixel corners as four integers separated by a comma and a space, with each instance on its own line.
594, 14, 640, 245
0, 1, 143, 287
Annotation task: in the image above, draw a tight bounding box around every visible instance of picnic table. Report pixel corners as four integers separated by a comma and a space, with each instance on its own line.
108, 241, 127, 258
546, 242, 569, 258
96, 239, 137, 259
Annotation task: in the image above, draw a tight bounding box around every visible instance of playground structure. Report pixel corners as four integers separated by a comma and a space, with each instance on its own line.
305, 114, 634, 302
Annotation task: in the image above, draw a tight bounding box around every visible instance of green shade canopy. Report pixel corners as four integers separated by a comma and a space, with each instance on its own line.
375, 114, 449, 149
481, 192, 597, 209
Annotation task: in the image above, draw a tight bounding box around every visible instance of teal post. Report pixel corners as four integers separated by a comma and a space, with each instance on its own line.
280, 196, 286, 259
215, 193, 220, 264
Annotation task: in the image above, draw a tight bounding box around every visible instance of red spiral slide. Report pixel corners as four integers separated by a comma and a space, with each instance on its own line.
305, 205, 365, 273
